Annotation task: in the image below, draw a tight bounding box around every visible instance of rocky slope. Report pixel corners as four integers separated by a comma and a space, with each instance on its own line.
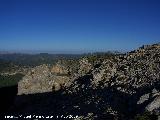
8, 43, 160, 120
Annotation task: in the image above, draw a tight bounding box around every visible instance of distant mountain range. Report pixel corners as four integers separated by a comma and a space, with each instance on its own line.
0, 53, 83, 67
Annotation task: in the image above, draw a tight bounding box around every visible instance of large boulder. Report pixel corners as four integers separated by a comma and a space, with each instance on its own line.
18, 64, 70, 95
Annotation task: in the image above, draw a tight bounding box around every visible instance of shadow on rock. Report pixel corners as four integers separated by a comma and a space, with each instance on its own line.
0, 85, 18, 113
3, 75, 160, 120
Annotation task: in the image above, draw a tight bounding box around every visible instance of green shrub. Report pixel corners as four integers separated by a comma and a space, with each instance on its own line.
0, 73, 24, 88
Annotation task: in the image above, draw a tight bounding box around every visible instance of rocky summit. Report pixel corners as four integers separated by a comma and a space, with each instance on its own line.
6, 43, 160, 120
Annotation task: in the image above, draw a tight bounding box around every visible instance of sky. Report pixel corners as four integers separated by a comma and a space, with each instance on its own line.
0, 0, 160, 53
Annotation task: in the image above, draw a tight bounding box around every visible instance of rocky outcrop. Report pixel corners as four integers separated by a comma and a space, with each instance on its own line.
12, 43, 160, 120
63, 43, 160, 119
18, 64, 69, 95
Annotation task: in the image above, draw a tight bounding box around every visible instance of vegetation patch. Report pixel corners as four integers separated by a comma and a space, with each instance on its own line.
134, 111, 158, 120
0, 73, 24, 88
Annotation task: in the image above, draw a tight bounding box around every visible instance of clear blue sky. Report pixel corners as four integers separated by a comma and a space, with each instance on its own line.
0, 0, 160, 53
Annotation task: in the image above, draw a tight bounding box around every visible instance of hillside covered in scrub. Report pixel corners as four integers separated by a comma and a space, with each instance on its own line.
1, 43, 160, 120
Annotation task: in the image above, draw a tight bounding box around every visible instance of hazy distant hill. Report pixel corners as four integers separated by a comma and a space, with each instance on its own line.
0, 53, 83, 67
